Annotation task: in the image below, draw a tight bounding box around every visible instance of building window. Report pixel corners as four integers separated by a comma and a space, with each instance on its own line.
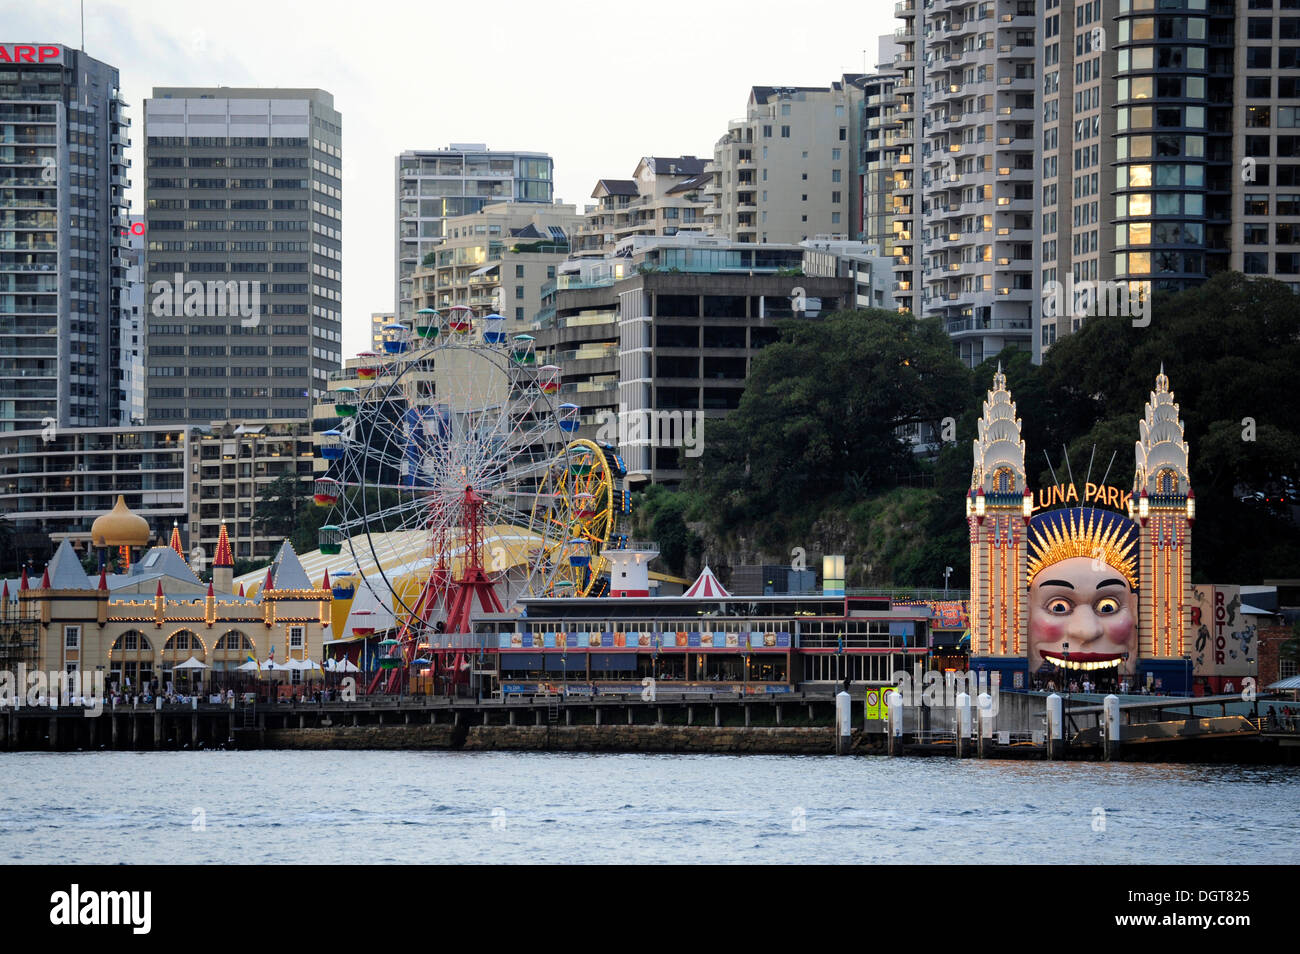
763, 125, 772, 137
832, 169, 842, 183
515, 285, 524, 299
515, 265, 525, 278
516, 307, 524, 320
781, 125, 791, 138
289, 626, 304, 649
64, 626, 80, 649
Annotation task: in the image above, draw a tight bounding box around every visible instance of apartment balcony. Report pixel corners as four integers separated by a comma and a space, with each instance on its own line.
997, 74, 1035, 92
995, 105, 1035, 123
894, 0, 914, 15
945, 316, 1032, 337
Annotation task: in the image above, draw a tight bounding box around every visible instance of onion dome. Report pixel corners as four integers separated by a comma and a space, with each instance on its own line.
91, 495, 152, 549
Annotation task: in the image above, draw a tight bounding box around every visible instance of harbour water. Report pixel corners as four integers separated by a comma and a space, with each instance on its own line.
1, 751, 1295, 864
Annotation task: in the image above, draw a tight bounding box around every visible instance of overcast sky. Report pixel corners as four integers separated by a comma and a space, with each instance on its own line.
14, 0, 894, 356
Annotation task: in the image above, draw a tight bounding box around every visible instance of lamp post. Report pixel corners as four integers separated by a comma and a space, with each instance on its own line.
1062, 642, 1070, 752
943, 566, 953, 598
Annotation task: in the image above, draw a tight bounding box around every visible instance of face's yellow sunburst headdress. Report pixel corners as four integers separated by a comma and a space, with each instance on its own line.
1026, 507, 1140, 590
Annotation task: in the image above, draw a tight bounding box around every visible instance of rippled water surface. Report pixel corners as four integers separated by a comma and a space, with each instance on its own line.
1, 751, 1296, 864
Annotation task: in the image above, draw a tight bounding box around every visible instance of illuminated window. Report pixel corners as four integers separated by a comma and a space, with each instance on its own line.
1129, 252, 1151, 274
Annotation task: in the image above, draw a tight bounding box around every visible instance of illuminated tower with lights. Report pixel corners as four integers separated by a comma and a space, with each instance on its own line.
967, 365, 1032, 677
1131, 366, 1194, 681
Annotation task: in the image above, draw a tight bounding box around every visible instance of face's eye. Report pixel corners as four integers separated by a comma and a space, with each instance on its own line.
1096, 596, 1121, 615
1046, 597, 1072, 615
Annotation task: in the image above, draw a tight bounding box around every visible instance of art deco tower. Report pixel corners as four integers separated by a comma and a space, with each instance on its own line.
1132, 366, 1194, 664
968, 365, 1031, 663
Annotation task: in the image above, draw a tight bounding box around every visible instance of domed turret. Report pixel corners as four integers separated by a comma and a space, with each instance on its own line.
91, 495, 152, 569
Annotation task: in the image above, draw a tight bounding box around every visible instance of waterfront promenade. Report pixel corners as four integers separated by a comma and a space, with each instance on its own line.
2, 688, 1297, 763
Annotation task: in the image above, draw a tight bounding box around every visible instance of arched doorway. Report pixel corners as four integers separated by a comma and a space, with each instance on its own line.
108, 631, 155, 694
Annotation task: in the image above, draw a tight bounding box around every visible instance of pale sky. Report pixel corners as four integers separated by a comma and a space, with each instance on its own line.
11, 0, 894, 356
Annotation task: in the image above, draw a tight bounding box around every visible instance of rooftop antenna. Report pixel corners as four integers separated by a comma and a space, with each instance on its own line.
1043, 450, 1061, 488
1097, 449, 1118, 489
81, 0, 85, 51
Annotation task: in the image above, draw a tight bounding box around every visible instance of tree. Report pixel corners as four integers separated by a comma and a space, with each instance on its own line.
254, 472, 307, 543
686, 308, 971, 542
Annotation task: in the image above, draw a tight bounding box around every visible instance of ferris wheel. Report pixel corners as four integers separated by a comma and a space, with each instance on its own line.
527, 438, 631, 598
312, 307, 570, 689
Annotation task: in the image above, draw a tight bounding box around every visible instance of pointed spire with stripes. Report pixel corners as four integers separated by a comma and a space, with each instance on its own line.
169, 521, 185, 559
213, 522, 233, 568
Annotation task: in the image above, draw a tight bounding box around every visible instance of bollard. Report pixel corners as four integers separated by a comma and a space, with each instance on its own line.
835, 690, 852, 755
1046, 693, 1063, 760
977, 691, 993, 758
1103, 694, 1121, 761
955, 691, 972, 758
886, 690, 902, 756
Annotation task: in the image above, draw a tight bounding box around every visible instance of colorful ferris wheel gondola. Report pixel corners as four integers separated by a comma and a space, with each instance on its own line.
313, 478, 341, 507
334, 386, 358, 417
330, 571, 355, 601
558, 403, 580, 433
539, 365, 560, 394
320, 428, 345, 461
382, 323, 410, 355
512, 334, 536, 365
481, 312, 508, 345
414, 308, 441, 339
318, 524, 344, 555
357, 352, 381, 380
447, 305, 473, 335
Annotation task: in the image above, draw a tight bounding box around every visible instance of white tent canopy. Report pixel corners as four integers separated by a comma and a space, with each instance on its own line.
172, 656, 209, 670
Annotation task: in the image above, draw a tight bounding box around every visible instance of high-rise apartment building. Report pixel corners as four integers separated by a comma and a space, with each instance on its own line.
407, 201, 581, 328
121, 213, 144, 425
0, 43, 132, 431
394, 145, 554, 322
855, 70, 903, 255
1234, 3, 1300, 290
1038, 0, 1300, 358
572, 156, 711, 258
917, 0, 1038, 368
142, 87, 343, 424
704, 81, 864, 244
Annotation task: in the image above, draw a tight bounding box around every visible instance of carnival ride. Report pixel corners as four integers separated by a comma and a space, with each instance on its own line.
315, 308, 632, 693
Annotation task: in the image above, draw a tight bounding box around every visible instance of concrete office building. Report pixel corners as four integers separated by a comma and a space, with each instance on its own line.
536, 233, 852, 484
142, 87, 343, 424
573, 156, 711, 258
121, 213, 144, 425
369, 311, 393, 352
407, 201, 581, 327
192, 419, 316, 564
0, 424, 193, 569
394, 145, 554, 322
705, 81, 864, 245
0, 43, 132, 432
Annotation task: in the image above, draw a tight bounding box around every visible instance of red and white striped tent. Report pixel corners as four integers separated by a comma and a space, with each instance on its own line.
682, 565, 730, 598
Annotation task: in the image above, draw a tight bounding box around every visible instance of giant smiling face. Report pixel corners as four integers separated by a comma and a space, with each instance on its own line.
1028, 556, 1136, 674
1025, 507, 1140, 679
